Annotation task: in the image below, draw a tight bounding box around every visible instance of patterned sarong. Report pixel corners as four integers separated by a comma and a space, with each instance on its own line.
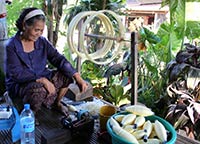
17, 71, 73, 112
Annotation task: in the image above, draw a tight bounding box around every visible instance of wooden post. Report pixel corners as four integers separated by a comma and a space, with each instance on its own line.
131, 32, 138, 105
76, 20, 83, 73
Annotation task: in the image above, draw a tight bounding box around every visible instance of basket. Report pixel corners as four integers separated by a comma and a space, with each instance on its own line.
106, 112, 177, 144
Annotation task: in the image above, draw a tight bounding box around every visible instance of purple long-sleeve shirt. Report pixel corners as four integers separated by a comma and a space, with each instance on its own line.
5, 31, 77, 95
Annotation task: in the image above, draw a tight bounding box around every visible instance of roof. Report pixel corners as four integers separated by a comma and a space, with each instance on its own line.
127, 0, 163, 4
126, 0, 168, 12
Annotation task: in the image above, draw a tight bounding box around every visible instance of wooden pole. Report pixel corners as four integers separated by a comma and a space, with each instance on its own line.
131, 32, 138, 105
77, 20, 83, 73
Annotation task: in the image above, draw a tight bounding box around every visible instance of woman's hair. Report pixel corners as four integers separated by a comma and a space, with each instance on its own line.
16, 7, 46, 32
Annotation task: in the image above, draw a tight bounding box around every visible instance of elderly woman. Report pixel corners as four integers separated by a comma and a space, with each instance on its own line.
5, 7, 88, 123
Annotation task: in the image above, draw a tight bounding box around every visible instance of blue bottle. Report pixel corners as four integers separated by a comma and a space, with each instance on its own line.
20, 104, 35, 144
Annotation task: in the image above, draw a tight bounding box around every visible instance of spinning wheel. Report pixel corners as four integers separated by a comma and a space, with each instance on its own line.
67, 11, 138, 105
67, 10, 126, 65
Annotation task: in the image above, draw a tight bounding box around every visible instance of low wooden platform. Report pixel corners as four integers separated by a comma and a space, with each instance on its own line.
0, 105, 103, 144
1, 102, 200, 144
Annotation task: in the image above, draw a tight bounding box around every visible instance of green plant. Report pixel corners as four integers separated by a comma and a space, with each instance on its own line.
94, 83, 130, 106
136, 26, 169, 115
165, 44, 200, 140
165, 79, 200, 140
137, 0, 200, 117
81, 57, 131, 106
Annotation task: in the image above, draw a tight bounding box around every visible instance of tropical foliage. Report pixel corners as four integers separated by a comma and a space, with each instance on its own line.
129, 0, 200, 120
165, 44, 200, 140
63, 0, 126, 26
152, 0, 200, 140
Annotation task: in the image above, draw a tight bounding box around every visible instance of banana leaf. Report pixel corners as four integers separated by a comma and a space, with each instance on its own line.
185, 21, 200, 40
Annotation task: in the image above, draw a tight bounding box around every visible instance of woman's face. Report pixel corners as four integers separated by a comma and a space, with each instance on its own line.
23, 20, 45, 41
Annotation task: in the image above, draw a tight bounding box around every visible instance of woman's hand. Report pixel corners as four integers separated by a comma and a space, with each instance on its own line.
73, 73, 88, 93
36, 77, 56, 95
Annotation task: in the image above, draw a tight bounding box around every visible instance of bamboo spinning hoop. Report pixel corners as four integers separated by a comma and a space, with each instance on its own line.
67, 10, 125, 65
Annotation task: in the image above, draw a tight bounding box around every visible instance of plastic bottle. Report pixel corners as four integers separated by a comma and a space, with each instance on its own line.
20, 104, 35, 144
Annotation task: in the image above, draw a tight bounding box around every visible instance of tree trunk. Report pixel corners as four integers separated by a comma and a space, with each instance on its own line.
102, 0, 107, 10
43, 0, 63, 47
53, 0, 63, 46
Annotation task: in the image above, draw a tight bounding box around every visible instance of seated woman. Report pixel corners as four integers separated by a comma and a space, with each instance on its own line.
5, 7, 88, 124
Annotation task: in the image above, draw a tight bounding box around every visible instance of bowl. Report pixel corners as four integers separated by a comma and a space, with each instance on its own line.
106, 112, 177, 144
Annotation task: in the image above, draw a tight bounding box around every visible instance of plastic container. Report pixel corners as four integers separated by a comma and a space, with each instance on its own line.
20, 104, 35, 144
107, 112, 177, 144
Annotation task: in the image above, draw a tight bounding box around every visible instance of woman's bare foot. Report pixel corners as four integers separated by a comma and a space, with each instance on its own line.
55, 103, 69, 116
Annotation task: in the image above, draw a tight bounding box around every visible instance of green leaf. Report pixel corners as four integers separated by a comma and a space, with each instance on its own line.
185, 21, 200, 40
142, 57, 158, 74
110, 85, 124, 105
142, 27, 161, 44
